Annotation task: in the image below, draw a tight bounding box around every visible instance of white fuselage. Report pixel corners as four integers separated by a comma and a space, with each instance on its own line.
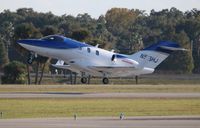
20, 43, 154, 77
18, 36, 183, 81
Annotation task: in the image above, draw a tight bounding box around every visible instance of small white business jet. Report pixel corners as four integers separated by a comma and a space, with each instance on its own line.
17, 35, 185, 84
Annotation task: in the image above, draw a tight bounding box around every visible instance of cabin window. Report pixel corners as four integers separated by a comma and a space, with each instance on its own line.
96, 50, 99, 56
87, 48, 91, 53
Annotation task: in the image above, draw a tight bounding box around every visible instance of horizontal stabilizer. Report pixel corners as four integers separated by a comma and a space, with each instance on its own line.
159, 46, 187, 51
143, 41, 186, 54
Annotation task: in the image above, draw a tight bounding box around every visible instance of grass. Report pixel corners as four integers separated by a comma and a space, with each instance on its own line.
41, 77, 200, 85
1, 84, 200, 119
41, 74, 200, 85
0, 98, 200, 119
0, 84, 200, 93
6, 74, 200, 85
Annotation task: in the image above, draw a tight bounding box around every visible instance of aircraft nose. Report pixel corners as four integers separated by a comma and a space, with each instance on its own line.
17, 39, 41, 50
17, 39, 39, 47
17, 39, 35, 45
17, 39, 43, 52
17, 39, 28, 45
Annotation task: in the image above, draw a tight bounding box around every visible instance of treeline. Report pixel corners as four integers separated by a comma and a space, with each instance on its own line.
0, 7, 200, 74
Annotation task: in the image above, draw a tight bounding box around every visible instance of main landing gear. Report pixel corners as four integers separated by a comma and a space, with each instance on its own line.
81, 77, 87, 84
102, 77, 109, 84
81, 76, 109, 84
81, 76, 91, 84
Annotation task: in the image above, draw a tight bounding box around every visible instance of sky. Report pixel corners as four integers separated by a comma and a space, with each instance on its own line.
0, 0, 199, 18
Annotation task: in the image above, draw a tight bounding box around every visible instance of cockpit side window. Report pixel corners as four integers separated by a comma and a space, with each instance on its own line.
41, 36, 64, 42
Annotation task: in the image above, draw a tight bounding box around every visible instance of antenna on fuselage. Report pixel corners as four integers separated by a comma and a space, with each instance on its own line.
95, 44, 99, 48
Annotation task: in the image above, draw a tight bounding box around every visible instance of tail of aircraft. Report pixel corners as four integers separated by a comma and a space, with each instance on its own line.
129, 41, 186, 69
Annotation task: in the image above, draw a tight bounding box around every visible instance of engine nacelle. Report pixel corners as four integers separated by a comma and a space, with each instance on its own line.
112, 54, 139, 68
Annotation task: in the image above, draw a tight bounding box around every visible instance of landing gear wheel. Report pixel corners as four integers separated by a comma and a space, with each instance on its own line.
81, 77, 87, 84
27, 53, 35, 65
102, 77, 109, 84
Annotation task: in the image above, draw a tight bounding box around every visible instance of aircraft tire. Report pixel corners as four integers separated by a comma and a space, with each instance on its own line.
81, 77, 87, 84
102, 77, 109, 84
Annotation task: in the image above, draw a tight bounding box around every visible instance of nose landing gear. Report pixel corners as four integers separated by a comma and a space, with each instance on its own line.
81, 75, 91, 84
27, 52, 36, 64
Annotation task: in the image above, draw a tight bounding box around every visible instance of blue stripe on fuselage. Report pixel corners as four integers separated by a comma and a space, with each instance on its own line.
18, 37, 91, 49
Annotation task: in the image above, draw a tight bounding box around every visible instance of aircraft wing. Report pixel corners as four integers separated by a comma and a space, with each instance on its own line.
51, 60, 70, 69
51, 60, 82, 74
89, 66, 136, 74
51, 64, 70, 69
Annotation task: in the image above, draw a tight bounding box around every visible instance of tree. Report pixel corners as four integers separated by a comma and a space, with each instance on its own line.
105, 8, 144, 53
0, 39, 9, 69
0, 21, 14, 48
76, 13, 96, 31
0, 7, 200, 76
33, 56, 49, 85
71, 29, 91, 41
116, 32, 143, 54
1, 61, 26, 84
41, 25, 59, 36
14, 23, 42, 84
157, 31, 194, 73
180, 11, 200, 73
14, 23, 42, 39
93, 15, 116, 49
59, 15, 80, 37
105, 8, 141, 36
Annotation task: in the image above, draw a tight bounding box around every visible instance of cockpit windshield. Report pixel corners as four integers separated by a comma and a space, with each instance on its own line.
41, 35, 64, 42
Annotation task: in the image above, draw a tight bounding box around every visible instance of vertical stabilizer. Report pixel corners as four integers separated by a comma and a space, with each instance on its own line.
129, 41, 185, 69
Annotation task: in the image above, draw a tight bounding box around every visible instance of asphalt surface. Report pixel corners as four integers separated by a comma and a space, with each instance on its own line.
0, 92, 200, 98
0, 116, 200, 128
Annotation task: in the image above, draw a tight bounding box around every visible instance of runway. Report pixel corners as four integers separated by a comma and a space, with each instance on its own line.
0, 116, 200, 128
0, 92, 200, 98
